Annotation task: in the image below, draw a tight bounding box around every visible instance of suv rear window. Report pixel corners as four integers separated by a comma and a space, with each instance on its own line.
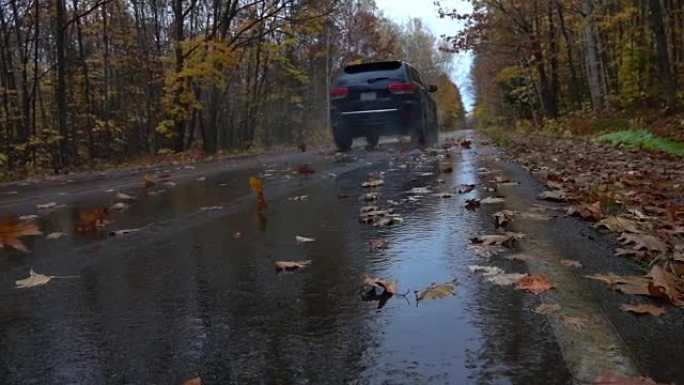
337, 61, 405, 85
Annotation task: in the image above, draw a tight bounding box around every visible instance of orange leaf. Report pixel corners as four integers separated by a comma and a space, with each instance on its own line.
74, 208, 108, 233
143, 174, 155, 188
0, 216, 42, 253
363, 275, 397, 295
645, 265, 682, 304
182, 377, 202, 385
515, 275, 553, 294
619, 303, 665, 317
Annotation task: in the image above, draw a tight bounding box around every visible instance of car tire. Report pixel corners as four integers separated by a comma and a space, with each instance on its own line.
365, 131, 379, 150
333, 127, 352, 152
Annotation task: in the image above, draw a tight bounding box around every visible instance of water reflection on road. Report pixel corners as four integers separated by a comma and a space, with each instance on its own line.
0, 144, 570, 384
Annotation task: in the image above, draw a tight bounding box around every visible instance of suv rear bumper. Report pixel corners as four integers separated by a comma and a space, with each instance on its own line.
330, 102, 420, 137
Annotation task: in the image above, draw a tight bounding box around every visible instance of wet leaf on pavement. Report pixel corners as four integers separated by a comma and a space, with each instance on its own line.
181, 377, 202, 385
15, 269, 78, 289
143, 174, 155, 188
619, 303, 665, 317
470, 232, 523, 247
114, 192, 136, 202
494, 210, 515, 227
481, 196, 506, 204
361, 179, 384, 188
46, 232, 66, 240
408, 187, 431, 195
295, 235, 315, 243
74, 208, 108, 232
561, 315, 587, 330
560, 259, 583, 268
468, 265, 504, 276
275, 260, 311, 272
566, 201, 602, 221
0, 216, 42, 252
594, 216, 643, 233
515, 275, 553, 294
111, 202, 130, 211
487, 273, 527, 286
538, 190, 567, 201
363, 275, 396, 295
534, 303, 561, 314
109, 225, 149, 237
645, 265, 683, 304
415, 281, 456, 301
457, 184, 476, 194
584, 273, 651, 296
465, 198, 481, 210
468, 244, 506, 258
36, 202, 58, 210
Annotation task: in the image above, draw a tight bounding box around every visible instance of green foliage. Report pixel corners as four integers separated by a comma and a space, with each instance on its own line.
595, 129, 684, 156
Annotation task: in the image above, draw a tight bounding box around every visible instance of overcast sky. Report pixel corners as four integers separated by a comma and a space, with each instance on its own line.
375, 0, 474, 110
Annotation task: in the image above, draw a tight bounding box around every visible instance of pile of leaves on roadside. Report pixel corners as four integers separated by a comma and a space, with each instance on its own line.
507, 135, 684, 280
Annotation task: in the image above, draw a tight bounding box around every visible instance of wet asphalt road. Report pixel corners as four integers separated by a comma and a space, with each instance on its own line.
0, 133, 681, 384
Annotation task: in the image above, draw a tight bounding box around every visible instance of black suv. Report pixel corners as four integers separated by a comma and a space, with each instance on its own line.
328, 61, 438, 151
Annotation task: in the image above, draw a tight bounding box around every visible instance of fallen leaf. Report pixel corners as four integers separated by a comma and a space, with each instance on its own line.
182, 376, 202, 385
200, 206, 223, 211
416, 281, 456, 301
295, 235, 315, 243
566, 201, 602, 221
471, 233, 523, 246
584, 273, 651, 296
487, 273, 527, 286
74, 208, 108, 232
363, 275, 396, 295
460, 139, 472, 148
15, 269, 78, 289
369, 239, 389, 250
592, 372, 668, 385
362, 179, 384, 188
645, 265, 682, 304
481, 196, 506, 204
494, 210, 515, 227
436, 192, 453, 198
515, 275, 553, 294
457, 184, 476, 194
408, 186, 431, 195
109, 225, 150, 237
468, 244, 506, 257
560, 259, 583, 268
534, 303, 561, 314
618, 233, 669, 255
561, 315, 587, 330
249, 176, 268, 211
46, 232, 66, 240
619, 303, 665, 316
361, 192, 380, 202
143, 174, 155, 188
274, 260, 311, 272
465, 198, 481, 210
112, 201, 131, 211
114, 192, 136, 202
36, 202, 58, 210
595, 216, 642, 233
468, 265, 504, 276
0, 216, 42, 252
538, 190, 567, 201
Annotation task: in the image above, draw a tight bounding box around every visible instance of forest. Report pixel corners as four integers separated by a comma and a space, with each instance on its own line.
442, 0, 684, 140
0, 0, 465, 179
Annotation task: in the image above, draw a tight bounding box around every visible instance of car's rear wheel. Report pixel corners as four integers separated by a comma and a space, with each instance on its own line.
333, 127, 352, 152
365, 130, 379, 150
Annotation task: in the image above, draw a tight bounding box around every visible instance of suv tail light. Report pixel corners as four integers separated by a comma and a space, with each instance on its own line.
329, 87, 350, 100
388, 82, 416, 94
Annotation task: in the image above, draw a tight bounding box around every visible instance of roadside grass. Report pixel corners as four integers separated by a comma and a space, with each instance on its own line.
595, 129, 684, 156
479, 125, 510, 147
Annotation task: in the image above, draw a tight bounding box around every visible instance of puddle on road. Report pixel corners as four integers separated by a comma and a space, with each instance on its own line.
0, 145, 571, 384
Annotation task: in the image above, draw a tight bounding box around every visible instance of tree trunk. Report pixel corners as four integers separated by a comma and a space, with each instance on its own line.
55, 0, 68, 169
648, 0, 677, 110
582, 0, 606, 110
